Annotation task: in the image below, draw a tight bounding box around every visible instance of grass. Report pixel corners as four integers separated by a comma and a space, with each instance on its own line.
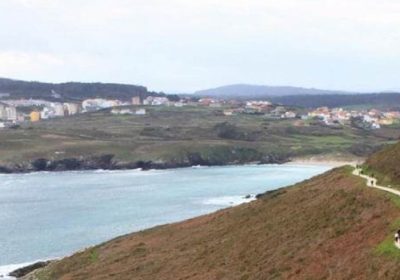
355, 175, 400, 259
0, 106, 397, 168
375, 218, 400, 260
353, 162, 400, 259
363, 142, 400, 189
376, 237, 400, 259
362, 148, 400, 190
89, 249, 99, 263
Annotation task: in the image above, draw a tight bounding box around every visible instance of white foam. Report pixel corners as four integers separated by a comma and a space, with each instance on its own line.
92, 169, 133, 174
0, 262, 32, 279
0, 258, 56, 279
202, 195, 256, 206
191, 165, 207, 169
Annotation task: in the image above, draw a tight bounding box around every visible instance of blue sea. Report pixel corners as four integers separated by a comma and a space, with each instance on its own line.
0, 164, 332, 278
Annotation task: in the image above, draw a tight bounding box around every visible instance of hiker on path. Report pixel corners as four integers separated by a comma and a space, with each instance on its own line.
395, 230, 400, 246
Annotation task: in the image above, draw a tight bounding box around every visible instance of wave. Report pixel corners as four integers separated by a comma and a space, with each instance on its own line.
0, 258, 57, 279
0, 261, 33, 279
92, 168, 142, 173
191, 165, 208, 169
202, 195, 256, 206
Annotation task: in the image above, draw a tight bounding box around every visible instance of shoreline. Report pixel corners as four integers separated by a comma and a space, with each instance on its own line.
288, 159, 361, 167
0, 156, 361, 175
0, 160, 344, 278
0, 259, 57, 280
289, 154, 364, 167
1, 194, 261, 279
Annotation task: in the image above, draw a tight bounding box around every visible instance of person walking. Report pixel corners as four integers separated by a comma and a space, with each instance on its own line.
395, 230, 400, 246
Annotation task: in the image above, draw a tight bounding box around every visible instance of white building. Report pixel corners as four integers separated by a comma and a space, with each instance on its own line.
40, 107, 51, 119
82, 99, 123, 112
0, 103, 17, 122
5, 106, 17, 121
152, 97, 170, 106
64, 103, 80, 115
132, 96, 141, 105
135, 108, 146, 115
52, 103, 65, 117
0, 103, 7, 120
284, 111, 296, 119
371, 123, 381, 129
143, 96, 169, 106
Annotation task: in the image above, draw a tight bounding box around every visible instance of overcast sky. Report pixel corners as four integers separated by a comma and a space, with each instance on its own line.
0, 0, 399, 92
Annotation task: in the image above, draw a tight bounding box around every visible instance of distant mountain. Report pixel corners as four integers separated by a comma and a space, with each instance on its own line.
269, 93, 400, 109
195, 84, 354, 99
0, 77, 161, 101
194, 84, 400, 109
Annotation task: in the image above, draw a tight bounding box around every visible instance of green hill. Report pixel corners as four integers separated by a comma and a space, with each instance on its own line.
0, 106, 395, 173
23, 164, 400, 279
365, 142, 400, 188
0, 77, 157, 101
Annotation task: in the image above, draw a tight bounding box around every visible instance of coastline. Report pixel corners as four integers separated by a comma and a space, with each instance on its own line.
1, 194, 260, 279
0, 261, 50, 280
0, 160, 344, 278
0, 153, 363, 175
0, 161, 340, 176
287, 160, 359, 168
0, 262, 30, 279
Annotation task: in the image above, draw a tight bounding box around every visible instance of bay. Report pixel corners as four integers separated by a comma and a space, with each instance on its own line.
0, 164, 331, 271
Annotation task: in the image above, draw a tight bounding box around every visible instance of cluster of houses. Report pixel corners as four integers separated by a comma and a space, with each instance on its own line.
1, 95, 400, 131
0, 96, 177, 127
306, 107, 400, 129
0, 102, 17, 128
0, 99, 82, 127
220, 101, 296, 119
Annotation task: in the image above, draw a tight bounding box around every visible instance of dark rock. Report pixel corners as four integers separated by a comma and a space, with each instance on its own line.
47, 158, 83, 171
136, 160, 154, 170
0, 166, 12, 173
31, 158, 49, 171
9, 261, 51, 278
0, 150, 291, 174
187, 153, 209, 166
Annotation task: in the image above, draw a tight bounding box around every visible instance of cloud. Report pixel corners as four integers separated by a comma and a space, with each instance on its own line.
0, 51, 101, 82
1, 0, 400, 91
0, 51, 64, 70
11, 0, 58, 8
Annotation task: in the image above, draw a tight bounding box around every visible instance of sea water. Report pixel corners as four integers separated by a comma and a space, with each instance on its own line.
0, 164, 331, 277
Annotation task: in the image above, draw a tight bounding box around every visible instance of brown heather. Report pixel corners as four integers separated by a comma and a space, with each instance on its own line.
25, 166, 400, 280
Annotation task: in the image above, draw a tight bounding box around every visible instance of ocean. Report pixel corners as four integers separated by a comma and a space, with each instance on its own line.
0, 164, 332, 278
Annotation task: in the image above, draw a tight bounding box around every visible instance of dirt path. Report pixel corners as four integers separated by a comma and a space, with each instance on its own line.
352, 168, 400, 198
352, 167, 400, 249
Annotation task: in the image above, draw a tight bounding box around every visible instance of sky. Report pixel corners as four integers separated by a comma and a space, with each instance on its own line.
0, 0, 400, 93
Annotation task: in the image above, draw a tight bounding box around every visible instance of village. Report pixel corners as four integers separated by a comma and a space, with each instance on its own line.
0, 95, 399, 130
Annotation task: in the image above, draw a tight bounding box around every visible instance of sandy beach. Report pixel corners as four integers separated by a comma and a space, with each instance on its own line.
289, 154, 365, 167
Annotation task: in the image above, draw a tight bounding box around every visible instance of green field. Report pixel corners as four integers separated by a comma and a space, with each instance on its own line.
0, 105, 398, 170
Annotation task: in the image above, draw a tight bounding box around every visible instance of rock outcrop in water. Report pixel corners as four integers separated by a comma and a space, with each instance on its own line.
9, 261, 51, 278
